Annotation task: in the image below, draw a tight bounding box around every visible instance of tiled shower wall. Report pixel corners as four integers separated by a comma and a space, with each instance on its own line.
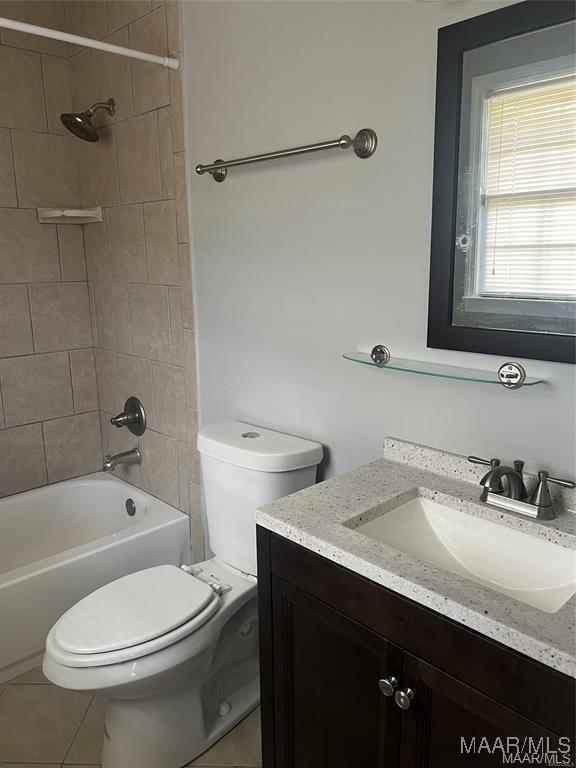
69, 0, 202, 556
0, 1, 101, 497
0, 1, 202, 556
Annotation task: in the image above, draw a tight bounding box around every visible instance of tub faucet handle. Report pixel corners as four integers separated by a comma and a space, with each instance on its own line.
111, 397, 146, 436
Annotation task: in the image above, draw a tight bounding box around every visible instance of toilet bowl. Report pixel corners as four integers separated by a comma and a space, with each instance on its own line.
43, 421, 323, 768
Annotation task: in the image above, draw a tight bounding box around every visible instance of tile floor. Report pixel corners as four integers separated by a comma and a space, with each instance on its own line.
0, 667, 262, 768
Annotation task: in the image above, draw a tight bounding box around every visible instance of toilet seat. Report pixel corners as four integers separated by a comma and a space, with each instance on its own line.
47, 565, 222, 668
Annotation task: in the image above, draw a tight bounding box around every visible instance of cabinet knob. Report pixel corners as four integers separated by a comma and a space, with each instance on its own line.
378, 676, 398, 698
395, 687, 414, 710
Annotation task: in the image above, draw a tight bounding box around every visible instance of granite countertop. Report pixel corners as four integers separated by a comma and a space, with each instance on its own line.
256, 439, 576, 677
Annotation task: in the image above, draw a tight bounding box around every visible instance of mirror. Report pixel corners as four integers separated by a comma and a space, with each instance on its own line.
427, 1, 575, 363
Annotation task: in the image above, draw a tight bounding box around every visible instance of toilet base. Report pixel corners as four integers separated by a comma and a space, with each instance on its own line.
102, 666, 260, 768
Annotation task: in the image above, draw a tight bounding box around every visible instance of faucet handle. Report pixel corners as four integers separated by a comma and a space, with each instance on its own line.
110, 396, 146, 436
531, 471, 575, 511
546, 473, 576, 489
468, 456, 500, 467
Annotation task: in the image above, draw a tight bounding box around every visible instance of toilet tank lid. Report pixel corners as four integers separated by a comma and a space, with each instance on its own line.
197, 421, 323, 472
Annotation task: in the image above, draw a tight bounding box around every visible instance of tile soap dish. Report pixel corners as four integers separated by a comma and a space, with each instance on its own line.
343, 347, 544, 389
37, 207, 103, 225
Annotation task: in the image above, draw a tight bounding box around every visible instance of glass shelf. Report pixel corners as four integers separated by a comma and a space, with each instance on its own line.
343, 352, 545, 387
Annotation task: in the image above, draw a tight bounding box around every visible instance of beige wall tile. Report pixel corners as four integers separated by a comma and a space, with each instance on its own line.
140, 427, 178, 506
173, 150, 189, 242
0, 210, 60, 283
116, 353, 155, 428
42, 55, 72, 135
12, 131, 80, 208
179, 243, 194, 329
66, 0, 108, 40
0, 1, 67, 56
189, 480, 204, 561
144, 200, 179, 284
116, 112, 162, 203
84, 221, 110, 280
168, 286, 184, 366
130, 7, 169, 115
79, 125, 120, 207
58, 225, 86, 281
0, 285, 33, 357
94, 348, 117, 413
0, 128, 17, 206
106, 205, 147, 282
44, 411, 102, 482
177, 439, 189, 513
0, 46, 46, 131
0, 387, 4, 429
70, 348, 98, 412
169, 59, 184, 153
157, 106, 174, 198
0, 351, 73, 427
93, 281, 130, 352
0, 424, 47, 497
29, 282, 92, 353
166, 0, 180, 55
107, 0, 151, 32
68, 48, 93, 114
151, 362, 186, 440
91, 28, 134, 126
87, 280, 98, 344
183, 329, 197, 408
127, 283, 171, 362
187, 408, 201, 485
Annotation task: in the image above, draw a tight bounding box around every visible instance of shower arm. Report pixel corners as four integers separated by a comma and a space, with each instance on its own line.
87, 101, 116, 117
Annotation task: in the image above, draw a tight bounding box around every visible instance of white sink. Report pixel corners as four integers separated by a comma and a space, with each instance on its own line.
355, 497, 576, 613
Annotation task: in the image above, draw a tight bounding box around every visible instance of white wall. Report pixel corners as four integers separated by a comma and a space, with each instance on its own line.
182, 0, 575, 480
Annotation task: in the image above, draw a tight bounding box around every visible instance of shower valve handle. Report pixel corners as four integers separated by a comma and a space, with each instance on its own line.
111, 397, 146, 436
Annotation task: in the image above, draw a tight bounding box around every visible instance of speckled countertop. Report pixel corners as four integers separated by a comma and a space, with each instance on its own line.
256, 439, 576, 677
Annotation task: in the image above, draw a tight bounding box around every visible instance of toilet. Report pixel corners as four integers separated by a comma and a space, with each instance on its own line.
42, 421, 322, 768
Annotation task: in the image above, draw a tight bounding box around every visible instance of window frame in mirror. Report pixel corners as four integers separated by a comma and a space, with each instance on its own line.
427, 0, 576, 364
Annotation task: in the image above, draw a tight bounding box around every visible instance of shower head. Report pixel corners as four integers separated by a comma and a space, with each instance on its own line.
60, 98, 116, 142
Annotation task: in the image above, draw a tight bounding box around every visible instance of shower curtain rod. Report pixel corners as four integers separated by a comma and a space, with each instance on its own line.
0, 16, 179, 69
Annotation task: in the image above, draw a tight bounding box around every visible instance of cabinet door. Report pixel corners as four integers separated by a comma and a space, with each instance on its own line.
398, 651, 569, 768
273, 579, 402, 768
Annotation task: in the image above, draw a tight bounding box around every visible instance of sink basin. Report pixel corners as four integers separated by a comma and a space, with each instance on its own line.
354, 497, 576, 613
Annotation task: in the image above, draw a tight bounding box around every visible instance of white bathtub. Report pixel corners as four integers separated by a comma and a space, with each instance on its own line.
0, 473, 191, 683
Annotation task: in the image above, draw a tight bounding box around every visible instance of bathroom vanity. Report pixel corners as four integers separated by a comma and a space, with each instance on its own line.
256, 441, 576, 767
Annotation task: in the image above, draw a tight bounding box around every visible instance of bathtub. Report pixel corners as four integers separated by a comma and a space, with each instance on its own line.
0, 473, 191, 683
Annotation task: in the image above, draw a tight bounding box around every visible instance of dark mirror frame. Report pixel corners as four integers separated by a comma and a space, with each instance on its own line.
427, 1, 576, 364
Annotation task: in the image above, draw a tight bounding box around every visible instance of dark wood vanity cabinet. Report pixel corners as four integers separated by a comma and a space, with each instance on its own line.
257, 528, 575, 768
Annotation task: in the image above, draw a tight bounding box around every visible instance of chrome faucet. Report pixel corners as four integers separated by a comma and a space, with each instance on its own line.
468, 456, 574, 521
103, 448, 141, 473
468, 456, 527, 501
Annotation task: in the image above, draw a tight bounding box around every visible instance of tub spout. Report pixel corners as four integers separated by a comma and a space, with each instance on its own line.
103, 448, 141, 472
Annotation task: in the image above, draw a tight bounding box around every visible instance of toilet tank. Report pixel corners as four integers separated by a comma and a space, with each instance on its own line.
197, 421, 323, 576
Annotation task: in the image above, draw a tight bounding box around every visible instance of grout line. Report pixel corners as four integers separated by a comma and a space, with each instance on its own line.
26, 284, 37, 354
39, 51, 51, 134
0, 38, 68, 60
7, 129, 19, 207
68, 350, 77, 413
40, 419, 50, 482
55, 222, 64, 282
61, 694, 95, 766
